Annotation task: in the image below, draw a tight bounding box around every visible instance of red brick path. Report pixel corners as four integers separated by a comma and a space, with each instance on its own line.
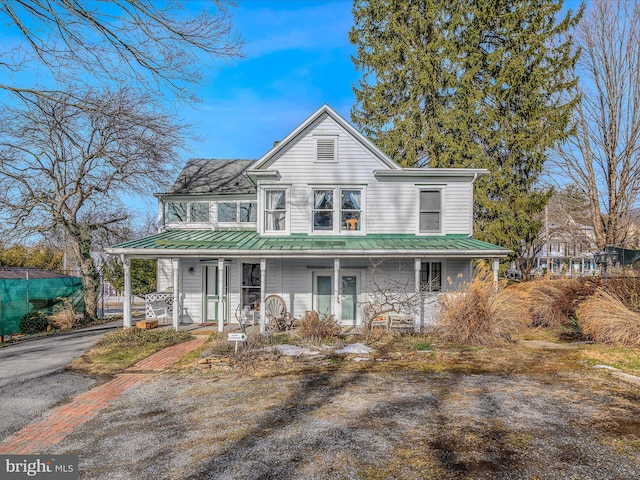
0, 337, 207, 454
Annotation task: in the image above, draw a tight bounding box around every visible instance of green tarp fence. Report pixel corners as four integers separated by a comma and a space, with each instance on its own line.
0, 277, 84, 337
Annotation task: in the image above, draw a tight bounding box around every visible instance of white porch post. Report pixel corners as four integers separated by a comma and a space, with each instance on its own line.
492, 258, 500, 284
260, 258, 266, 334
121, 255, 131, 328
414, 258, 421, 333
333, 258, 340, 322
172, 258, 180, 331
217, 258, 225, 333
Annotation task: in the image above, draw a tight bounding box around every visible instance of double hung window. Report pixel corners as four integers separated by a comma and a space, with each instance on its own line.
311, 188, 363, 233
313, 190, 334, 231
265, 189, 287, 232
419, 190, 442, 233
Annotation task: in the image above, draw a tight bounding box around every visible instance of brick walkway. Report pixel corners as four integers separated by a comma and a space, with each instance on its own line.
0, 337, 207, 454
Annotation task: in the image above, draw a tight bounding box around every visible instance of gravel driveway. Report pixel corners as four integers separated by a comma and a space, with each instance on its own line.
48, 364, 640, 479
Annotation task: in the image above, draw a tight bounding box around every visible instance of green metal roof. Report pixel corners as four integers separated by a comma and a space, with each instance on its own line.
107, 229, 509, 258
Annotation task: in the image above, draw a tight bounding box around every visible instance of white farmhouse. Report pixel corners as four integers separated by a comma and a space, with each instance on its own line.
107, 105, 509, 332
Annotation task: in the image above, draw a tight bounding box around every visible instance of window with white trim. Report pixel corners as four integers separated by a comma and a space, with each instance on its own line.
311, 187, 363, 233
265, 189, 287, 231
218, 201, 257, 224
341, 189, 361, 231
313, 189, 334, 231
167, 201, 210, 223
419, 190, 441, 233
421, 262, 442, 292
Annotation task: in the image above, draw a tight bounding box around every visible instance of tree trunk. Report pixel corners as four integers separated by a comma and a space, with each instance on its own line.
69, 226, 100, 321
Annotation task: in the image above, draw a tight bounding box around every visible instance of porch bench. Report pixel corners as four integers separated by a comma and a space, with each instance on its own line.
388, 314, 415, 333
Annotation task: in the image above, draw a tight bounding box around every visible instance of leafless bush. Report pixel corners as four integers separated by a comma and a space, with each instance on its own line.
577, 289, 640, 345
298, 311, 341, 343
437, 265, 529, 346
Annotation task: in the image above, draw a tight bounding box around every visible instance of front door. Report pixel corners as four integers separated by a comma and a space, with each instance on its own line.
204, 265, 229, 323
313, 272, 359, 325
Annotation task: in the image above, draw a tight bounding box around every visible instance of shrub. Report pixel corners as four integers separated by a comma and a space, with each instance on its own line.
19, 311, 50, 335
512, 277, 599, 328
576, 289, 640, 345
48, 297, 78, 330
607, 277, 640, 312
437, 265, 529, 346
297, 310, 341, 342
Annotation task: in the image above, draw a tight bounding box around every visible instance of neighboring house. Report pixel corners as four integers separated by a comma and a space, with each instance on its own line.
534, 227, 598, 277
107, 105, 509, 332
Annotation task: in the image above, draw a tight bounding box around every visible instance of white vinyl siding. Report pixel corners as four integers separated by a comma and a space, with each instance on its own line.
255, 116, 473, 235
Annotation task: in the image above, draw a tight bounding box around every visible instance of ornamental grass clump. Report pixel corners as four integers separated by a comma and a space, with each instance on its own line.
437, 265, 529, 346
513, 277, 598, 328
576, 290, 640, 345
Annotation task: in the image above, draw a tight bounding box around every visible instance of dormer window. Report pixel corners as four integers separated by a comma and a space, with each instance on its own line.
315, 135, 337, 163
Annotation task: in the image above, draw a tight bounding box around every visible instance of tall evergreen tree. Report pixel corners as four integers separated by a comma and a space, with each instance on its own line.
350, 0, 582, 273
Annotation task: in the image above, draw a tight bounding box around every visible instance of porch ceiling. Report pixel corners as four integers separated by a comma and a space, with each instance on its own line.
107, 229, 510, 259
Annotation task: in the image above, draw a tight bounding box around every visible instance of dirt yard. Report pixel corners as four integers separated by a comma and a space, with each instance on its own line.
49, 336, 640, 480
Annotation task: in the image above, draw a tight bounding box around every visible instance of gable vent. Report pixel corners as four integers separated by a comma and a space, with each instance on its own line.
316, 138, 336, 162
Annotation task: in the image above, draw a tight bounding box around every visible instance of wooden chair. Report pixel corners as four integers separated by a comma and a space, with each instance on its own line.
264, 295, 293, 332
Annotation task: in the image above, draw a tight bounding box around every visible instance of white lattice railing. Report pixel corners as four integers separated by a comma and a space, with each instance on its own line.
145, 292, 174, 318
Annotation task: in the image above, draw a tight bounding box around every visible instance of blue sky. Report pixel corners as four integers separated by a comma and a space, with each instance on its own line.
183, 0, 358, 161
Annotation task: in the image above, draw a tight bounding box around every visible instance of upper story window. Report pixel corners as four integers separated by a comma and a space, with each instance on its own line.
311, 187, 363, 233
313, 189, 334, 231
315, 136, 337, 162
167, 201, 210, 224
341, 190, 361, 231
218, 201, 257, 223
419, 190, 442, 234
265, 189, 287, 232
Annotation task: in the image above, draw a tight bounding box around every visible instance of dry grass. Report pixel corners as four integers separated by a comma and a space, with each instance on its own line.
48, 297, 79, 330
511, 277, 598, 328
297, 310, 341, 342
577, 289, 640, 346
437, 265, 529, 346
608, 277, 640, 312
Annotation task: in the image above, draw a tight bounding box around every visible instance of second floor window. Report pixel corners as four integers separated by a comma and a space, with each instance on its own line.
265, 189, 286, 231
313, 189, 333, 231
419, 190, 441, 233
341, 190, 361, 231
167, 201, 210, 223
218, 201, 257, 223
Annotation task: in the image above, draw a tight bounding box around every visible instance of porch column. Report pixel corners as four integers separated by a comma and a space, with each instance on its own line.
333, 258, 340, 322
217, 258, 225, 333
414, 258, 422, 333
172, 258, 180, 331
121, 255, 131, 328
260, 258, 266, 334
492, 258, 500, 284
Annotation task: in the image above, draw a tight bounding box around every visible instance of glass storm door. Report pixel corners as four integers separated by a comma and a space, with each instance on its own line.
341, 275, 357, 323
204, 265, 228, 323
315, 275, 333, 318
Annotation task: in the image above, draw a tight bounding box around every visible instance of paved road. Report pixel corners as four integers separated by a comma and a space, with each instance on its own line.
0, 322, 121, 441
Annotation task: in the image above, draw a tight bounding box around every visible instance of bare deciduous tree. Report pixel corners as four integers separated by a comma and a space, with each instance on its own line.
0, 88, 184, 319
0, 0, 241, 102
555, 0, 640, 249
